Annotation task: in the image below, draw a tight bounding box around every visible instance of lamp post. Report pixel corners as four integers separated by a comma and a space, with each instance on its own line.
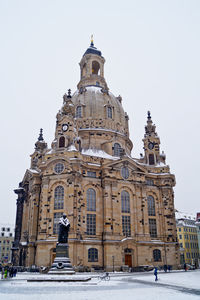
112, 255, 115, 272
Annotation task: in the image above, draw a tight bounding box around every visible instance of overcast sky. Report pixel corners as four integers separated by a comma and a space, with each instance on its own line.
0, 0, 200, 224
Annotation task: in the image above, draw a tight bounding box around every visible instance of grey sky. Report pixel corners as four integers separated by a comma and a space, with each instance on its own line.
0, 0, 200, 223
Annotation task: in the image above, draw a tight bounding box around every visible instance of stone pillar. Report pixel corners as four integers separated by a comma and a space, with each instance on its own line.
11, 184, 25, 266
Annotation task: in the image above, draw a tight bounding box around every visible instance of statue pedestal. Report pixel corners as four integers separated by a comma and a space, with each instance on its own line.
48, 243, 75, 275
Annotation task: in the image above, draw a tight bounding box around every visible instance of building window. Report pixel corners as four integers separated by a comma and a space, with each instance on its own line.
146, 179, 154, 186
88, 248, 98, 262
9, 233, 12, 237
54, 163, 64, 174
121, 167, 129, 179
53, 212, 63, 234
76, 106, 82, 118
87, 188, 96, 211
113, 143, 121, 156
87, 214, 96, 235
59, 136, 65, 148
7, 228, 10, 232
147, 195, 155, 216
149, 219, 157, 238
149, 154, 155, 165
153, 249, 161, 262
121, 191, 130, 213
180, 243, 183, 248
87, 171, 96, 178
122, 216, 131, 236
179, 228, 181, 232
179, 235, 182, 239
54, 186, 64, 209
107, 106, 112, 118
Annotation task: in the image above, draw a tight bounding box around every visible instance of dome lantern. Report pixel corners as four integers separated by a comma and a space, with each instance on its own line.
77, 37, 108, 91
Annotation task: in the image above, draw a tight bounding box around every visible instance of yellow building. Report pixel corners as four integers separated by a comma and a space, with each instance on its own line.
176, 212, 199, 266
0, 224, 14, 264
12, 40, 179, 270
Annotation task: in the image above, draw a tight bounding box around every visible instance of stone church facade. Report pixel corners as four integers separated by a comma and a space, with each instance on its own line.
12, 40, 179, 270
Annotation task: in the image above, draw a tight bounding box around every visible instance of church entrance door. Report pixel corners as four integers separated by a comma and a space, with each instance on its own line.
125, 254, 132, 267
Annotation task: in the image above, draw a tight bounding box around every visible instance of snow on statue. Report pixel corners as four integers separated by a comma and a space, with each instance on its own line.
58, 213, 70, 243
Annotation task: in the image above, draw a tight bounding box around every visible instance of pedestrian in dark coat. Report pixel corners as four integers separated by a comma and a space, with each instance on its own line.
154, 267, 158, 281
184, 263, 187, 271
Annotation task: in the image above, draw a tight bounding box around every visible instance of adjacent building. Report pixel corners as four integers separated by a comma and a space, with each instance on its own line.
196, 212, 200, 257
0, 224, 14, 264
12, 40, 179, 270
176, 211, 199, 266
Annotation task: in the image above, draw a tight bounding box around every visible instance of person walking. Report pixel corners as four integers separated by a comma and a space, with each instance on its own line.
1, 267, 4, 280
154, 267, 158, 281
184, 263, 187, 271
4, 268, 7, 279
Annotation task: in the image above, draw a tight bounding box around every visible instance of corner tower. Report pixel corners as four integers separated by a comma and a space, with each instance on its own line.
142, 111, 166, 166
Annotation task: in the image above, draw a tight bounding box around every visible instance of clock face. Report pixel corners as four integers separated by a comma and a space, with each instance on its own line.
62, 124, 69, 132
148, 142, 154, 150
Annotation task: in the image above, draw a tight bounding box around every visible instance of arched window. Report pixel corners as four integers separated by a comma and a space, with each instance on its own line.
88, 248, 98, 262
153, 249, 161, 261
107, 106, 112, 118
59, 136, 65, 148
147, 195, 155, 216
54, 186, 64, 209
76, 106, 82, 118
121, 191, 130, 213
92, 61, 100, 75
87, 188, 96, 211
149, 154, 155, 165
121, 166, 129, 179
114, 143, 121, 156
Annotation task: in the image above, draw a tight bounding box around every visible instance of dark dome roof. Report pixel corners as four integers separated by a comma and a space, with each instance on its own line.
84, 42, 102, 57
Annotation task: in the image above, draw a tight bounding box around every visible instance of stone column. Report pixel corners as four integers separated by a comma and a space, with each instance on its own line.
11, 184, 25, 266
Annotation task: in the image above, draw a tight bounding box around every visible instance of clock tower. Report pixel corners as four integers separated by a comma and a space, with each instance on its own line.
142, 111, 166, 166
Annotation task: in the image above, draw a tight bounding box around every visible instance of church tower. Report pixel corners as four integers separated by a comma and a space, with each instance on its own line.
142, 111, 166, 166
12, 40, 179, 270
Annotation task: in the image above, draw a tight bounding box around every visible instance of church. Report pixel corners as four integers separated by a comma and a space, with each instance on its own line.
12, 39, 179, 270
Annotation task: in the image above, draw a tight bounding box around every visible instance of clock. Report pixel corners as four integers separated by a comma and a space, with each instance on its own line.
148, 142, 154, 150
62, 124, 69, 132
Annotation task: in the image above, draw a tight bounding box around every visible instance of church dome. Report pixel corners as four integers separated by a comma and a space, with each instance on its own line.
72, 86, 127, 135
58, 40, 133, 156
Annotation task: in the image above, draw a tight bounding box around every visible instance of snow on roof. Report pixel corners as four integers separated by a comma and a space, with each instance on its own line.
29, 168, 40, 174
87, 163, 101, 167
67, 144, 78, 152
82, 148, 119, 160
85, 86, 102, 92
136, 160, 167, 167
176, 211, 196, 221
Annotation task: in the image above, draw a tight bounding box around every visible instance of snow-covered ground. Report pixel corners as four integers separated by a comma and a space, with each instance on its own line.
0, 270, 200, 300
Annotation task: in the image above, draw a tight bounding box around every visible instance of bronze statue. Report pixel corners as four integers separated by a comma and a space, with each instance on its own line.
58, 213, 70, 243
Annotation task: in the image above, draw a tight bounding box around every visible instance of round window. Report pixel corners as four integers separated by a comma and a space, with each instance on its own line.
54, 163, 64, 174
121, 166, 129, 179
